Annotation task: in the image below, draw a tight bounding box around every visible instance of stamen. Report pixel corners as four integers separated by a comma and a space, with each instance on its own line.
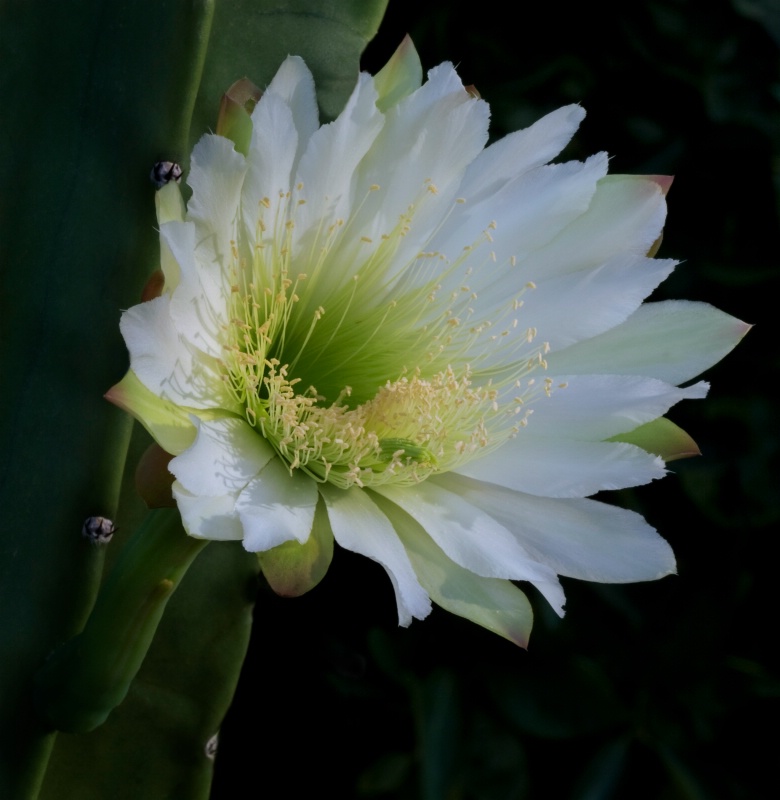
219, 179, 554, 489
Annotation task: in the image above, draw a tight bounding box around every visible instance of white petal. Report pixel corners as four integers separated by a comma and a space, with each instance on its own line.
529, 255, 675, 350
187, 134, 247, 263
120, 294, 233, 411
458, 104, 586, 201
368, 61, 489, 194
171, 482, 244, 541
519, 175, 668, 279
242, 91, 298, 255
475, 254, 675, 355
546, 300, 751, 384
163, 220, 227, 358
236, 457, 318, 551
523, 374, 708, 440
434, 473, 676, 584
350, 62, 490, 255
373, 482, 565, 614
374, 493, 534, 646
320, 485, 431, 626
433, 153, 608, 275
293, 72, 383, 241
455, 439, 665, 498
265, 55, 319, 158
169, 417, 274, 496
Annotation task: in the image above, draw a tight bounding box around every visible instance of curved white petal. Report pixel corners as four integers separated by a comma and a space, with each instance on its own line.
520, 175, 668, 279
242, 91, 299, 256
265, 55, 319, 160
373, 482, 565, 614
163, 220, 228, 358
432, 153, 608, 281
320, 484, 431, 626
120, 294, 234, 411
530, 255, 675, 350
434, 473, 676, 584
349, 61, 490, 257
546, 300, 751, 384
455, 438, 665, 498
458, 104, 586, 202
293, 72, 384, 244
374, 492, 535, 646
474, 254, 675, 355
169, 417, 274, 496
236, 456, 318, 551
187, 134, 247, 264
523, 374, 708, 440
171, 482, 244, 541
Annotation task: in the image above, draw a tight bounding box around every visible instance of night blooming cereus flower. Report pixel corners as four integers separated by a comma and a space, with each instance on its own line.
108, 40, 747, 645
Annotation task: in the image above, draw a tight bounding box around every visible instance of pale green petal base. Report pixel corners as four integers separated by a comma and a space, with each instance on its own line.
373, 35, 423, 112
105, 371, 198, 455
609, 416, 701, 462
258, 498, 334, 596
106, 371, 236, 456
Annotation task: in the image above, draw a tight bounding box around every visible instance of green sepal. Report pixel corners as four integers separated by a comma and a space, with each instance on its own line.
105, 371, 198, 456
155, 180, 186, 225
373, 35, 423, 112
258, 497, 334, 596
216, 78, 262, 155
608, 417, 701, 462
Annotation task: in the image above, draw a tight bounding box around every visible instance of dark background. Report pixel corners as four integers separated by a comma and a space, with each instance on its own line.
213, 2, 778, 797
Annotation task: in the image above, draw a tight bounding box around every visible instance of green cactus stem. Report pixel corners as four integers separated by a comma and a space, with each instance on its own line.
35, 510, 208, 734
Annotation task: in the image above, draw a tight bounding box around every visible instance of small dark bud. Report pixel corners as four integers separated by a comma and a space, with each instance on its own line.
150, 160, 183, 189
82, 516, 116, 543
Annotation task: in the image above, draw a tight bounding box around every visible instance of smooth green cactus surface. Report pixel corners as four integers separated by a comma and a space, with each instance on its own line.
0, 1, 387, 797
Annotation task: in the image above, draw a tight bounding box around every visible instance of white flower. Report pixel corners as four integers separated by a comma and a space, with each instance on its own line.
108, 41, 747, 645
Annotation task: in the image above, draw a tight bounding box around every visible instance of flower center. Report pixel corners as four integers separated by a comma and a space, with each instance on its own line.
220, 182, 552, 488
